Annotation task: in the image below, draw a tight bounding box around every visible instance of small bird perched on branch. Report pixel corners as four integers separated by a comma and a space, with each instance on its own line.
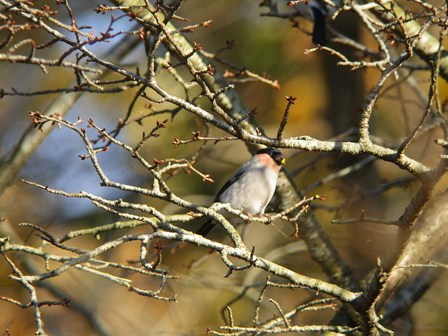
197, 147, 286, 237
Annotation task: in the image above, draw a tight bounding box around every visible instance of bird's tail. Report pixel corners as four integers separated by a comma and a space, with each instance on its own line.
196, 218, 216, 237
311, 7, 327, 45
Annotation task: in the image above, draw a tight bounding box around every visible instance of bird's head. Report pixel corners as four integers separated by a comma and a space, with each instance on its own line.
256, 147, 286, 166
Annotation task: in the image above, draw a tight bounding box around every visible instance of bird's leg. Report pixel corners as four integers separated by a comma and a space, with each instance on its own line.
261, 213, 273, 224
242, 211, 253, 223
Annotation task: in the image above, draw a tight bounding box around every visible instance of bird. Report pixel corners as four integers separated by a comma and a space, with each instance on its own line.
288, 0, 339, 45
196, 147, 286, 237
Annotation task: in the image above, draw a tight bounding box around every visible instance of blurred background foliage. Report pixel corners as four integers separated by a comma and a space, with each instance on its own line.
1, 0, 448, 335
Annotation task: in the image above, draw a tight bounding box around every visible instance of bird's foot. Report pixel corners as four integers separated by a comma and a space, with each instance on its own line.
262, 213, 272, 224
241, 211, 253, 223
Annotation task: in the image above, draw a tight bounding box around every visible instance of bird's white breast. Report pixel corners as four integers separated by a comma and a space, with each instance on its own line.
219, 161, 278, 215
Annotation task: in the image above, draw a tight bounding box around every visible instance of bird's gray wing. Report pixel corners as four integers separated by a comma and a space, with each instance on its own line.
196, 161, 252, 237
214, 161, 251, 201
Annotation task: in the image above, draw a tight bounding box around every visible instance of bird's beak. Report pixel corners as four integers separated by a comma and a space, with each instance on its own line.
281, 157, 286, 165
